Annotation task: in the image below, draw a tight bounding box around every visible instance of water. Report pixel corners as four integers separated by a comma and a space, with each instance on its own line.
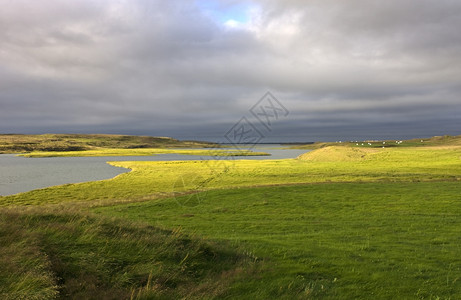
0, 145, 308, 196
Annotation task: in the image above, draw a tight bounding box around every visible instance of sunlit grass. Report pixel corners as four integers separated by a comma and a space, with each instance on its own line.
96, 182, 461, 299
289, 134, 461, 149
2, 146, 461, 206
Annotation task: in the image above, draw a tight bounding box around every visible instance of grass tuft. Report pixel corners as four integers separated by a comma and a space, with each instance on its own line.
0, 208, 258, 299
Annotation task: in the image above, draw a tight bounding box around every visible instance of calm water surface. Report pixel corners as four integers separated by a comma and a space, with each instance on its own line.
0, 145, 308, 196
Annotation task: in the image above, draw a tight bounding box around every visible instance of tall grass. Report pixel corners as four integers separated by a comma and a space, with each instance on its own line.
0, 207, 258, 299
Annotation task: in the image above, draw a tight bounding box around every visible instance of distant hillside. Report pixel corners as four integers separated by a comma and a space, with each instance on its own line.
297, 146, 379, 162
0, 134, 218, 154
289, 134, 461, 150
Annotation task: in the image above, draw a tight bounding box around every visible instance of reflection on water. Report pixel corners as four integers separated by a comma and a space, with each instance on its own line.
0, 145, 309, 196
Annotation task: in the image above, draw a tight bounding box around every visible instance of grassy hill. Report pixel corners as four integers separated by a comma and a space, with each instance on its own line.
0, 134, 218, 154
296, 146, 378, 162
288, 134, 461, 149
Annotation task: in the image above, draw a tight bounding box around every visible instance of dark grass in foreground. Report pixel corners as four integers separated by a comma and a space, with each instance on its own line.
0, 208, 259, 299
96, 182, 461, 299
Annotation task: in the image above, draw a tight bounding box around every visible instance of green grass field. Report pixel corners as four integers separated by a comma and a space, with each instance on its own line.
1, 141, 461, 298
95, 182, 461, 299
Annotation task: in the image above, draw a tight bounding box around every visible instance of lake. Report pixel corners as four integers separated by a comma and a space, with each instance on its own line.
0, 145, 308, 196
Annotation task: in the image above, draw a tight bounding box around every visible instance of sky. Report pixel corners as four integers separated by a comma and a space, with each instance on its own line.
1, 0, 461, 142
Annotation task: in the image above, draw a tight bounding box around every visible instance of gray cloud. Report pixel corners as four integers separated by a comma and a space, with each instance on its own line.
1, 0, 460, 142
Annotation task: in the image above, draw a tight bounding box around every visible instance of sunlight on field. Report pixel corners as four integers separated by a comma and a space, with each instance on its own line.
2, 146, 461, 206
97, 182, 461, 299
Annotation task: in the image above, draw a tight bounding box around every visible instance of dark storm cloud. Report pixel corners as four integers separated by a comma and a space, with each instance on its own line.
1, 0, 460, 141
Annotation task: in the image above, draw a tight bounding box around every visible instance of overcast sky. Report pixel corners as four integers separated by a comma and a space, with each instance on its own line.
1, 0, 460, 142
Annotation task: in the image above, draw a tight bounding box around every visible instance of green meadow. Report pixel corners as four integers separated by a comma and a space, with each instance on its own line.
1, 140, 461, 298
96, 182, 461, 299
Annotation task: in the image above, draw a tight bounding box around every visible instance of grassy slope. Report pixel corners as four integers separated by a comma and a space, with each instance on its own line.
0, 134, 218, 154
96, 182, 461, 299
289, 134, 461, 149
0, 207, 258, 299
